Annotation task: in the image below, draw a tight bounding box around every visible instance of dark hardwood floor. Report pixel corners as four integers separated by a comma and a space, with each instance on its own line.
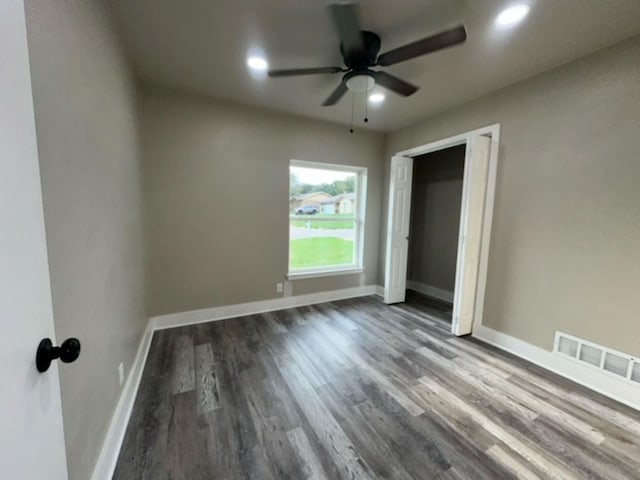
113, 293, 640, 479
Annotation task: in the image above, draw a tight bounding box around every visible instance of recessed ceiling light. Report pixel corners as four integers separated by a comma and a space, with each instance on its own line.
495, 4, 530, 27
369, 93, 385, 104
247, 56, 268, 72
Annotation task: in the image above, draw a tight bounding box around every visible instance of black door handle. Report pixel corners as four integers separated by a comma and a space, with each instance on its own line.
36, 337, 81, 372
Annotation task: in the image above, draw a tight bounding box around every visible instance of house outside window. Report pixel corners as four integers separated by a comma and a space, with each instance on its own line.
289, 160, 367, 277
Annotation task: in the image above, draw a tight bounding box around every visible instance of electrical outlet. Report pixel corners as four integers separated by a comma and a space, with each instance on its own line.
276, 282, 283, 293
118, 362, 124, 386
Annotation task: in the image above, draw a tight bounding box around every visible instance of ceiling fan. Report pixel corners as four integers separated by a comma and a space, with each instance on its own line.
267, 2, 467, 106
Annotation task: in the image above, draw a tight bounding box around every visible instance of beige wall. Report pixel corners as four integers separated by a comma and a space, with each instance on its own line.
408, 145, 465, 293
25, 1, 146, 479
383, 36, 640, 355
141, 86, 385, 317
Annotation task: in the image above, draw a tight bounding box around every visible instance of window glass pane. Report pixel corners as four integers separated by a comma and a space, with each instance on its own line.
290, 218, 356, 270
289, 165, 358, 271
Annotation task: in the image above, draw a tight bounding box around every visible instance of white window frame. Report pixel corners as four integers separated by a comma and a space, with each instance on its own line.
288, 159, 367, 279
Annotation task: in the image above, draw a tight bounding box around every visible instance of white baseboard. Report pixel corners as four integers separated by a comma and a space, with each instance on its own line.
407, 281, 454, 303
91, 322, 154, 480
375, 285, 384, 297
151, 285, 378, 330
473, 325, 640, 412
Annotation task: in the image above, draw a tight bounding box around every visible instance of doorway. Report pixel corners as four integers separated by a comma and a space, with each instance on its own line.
406, 144, 466, 323
383, 124, 500, 336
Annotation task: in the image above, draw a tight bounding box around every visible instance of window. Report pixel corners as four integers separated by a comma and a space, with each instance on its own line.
289, 160, 367, 278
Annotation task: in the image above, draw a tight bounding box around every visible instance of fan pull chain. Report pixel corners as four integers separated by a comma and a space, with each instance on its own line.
349, 91, 355, 133
364, 91, 369, 123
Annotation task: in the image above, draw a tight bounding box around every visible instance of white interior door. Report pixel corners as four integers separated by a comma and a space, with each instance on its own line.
384, 155, 413, 303
0, 0, 68, 477
452, 135, 491, 335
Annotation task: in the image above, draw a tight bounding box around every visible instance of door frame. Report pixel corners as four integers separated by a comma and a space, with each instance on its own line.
383, 123, 501, 335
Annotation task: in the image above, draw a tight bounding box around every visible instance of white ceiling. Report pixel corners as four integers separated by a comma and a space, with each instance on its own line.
111, 0, 640, 132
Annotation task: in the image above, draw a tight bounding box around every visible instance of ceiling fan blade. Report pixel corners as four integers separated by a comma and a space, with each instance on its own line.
322, 81, 349, 106
377, 25, 467, 66
329, 3, 363, 54
268, 67, 342, 77
373, 71, 419, 96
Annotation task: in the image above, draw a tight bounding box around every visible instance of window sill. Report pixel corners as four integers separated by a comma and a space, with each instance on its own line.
287, 267, 364, 281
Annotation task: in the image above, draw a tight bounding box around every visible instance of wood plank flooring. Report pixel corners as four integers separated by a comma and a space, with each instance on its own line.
113, 292, 640, 479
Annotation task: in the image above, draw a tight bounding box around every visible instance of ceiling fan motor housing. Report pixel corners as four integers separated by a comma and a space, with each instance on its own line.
340, 30, 381, 69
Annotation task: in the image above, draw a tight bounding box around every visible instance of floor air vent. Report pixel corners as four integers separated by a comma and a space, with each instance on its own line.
554, 332, 640, 385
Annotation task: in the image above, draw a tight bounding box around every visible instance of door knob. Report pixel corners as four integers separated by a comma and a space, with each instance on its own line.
36, 337, 81, 373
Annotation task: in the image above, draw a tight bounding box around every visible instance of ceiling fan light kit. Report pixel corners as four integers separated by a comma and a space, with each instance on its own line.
266, 2, 467, 112
345, 72, 375, 92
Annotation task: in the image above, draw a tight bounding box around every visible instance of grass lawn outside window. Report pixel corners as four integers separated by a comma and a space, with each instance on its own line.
289, 237, 354, 269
